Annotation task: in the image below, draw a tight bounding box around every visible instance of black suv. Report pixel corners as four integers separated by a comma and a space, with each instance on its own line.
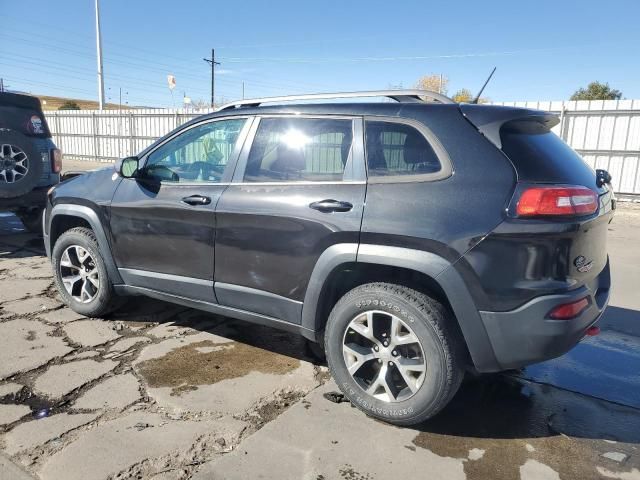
1, 92, 62, 232
44, 90, 613, 425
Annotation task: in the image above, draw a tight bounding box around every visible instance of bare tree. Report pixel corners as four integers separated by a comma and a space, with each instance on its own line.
416, 74, 448, 95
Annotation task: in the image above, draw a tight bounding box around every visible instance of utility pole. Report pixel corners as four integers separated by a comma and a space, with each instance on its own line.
203, 49, 220, 107
0, 78, 4, 92
94, 0, 105, 110
242, 81, 245, 100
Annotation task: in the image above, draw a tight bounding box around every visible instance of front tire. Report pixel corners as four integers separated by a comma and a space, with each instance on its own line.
324, 283, 464, 426
51, 227, 119, 317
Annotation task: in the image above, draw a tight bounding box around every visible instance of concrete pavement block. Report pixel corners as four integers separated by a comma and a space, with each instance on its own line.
0, 404, 30, 426
38, 412, 246, 480
0, 279, 51, 303
34, 359, 118, 398
2, 413, 99, 456
39, 308, 85, 325
63, 320, 121, 347
2, 297, 62, 315
0, 319, 73, 380
74, 374, 141, 411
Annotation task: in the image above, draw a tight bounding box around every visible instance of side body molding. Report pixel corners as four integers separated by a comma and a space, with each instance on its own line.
48, 204, 123, 285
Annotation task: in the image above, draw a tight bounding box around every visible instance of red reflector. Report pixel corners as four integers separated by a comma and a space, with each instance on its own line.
586, 326, 600, 336
548, 297, 590, 320
51, 148, 62, 174
517, 186, 598, 217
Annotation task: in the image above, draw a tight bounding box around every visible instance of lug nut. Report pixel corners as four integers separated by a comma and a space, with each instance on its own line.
392, 350, 398, 356
373, 345, 379, 352
378, 359, 382, 363
388, 361, 394, 366
383, 341, 389, 347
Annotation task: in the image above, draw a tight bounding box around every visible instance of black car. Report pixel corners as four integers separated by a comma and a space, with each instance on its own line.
0, 92, 62, 232
43, 90, 613, 425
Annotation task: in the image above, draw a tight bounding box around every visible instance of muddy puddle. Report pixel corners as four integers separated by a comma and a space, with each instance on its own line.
410, 375, 640, 480
137, 340, 300, 394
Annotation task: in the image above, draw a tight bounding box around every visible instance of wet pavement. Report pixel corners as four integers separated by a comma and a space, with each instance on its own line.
0, 202, 639, 480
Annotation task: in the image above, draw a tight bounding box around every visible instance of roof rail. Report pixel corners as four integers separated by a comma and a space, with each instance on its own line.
217, 89, 454, 111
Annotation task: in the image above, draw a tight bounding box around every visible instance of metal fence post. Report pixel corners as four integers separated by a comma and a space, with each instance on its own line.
92, 112, 99, 162
129, 111, 135, 157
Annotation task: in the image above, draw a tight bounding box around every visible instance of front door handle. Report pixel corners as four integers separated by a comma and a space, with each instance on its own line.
309, 199, 353, 213
181, 194, 211, 206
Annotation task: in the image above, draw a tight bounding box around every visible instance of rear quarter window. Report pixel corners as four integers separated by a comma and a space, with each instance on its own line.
364, 119, 450, 182
500, 120, 597, 186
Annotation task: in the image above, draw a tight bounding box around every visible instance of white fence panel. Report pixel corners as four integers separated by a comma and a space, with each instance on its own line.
46, 101, 640, 195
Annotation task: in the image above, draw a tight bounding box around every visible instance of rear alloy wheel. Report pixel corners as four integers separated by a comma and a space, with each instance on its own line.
0, 143, 29, 183
52, 227, 120, 317
343, 310, 426, 402
0, 131, 43, 199
325, 283, 465, 425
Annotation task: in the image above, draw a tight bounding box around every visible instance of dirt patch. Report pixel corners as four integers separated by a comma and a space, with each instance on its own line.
338, 464, 373, 480
137, 341, 300, 394
413, 431, 603, 480
246, 390, 306, 429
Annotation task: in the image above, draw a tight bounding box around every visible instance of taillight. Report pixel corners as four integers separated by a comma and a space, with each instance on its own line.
516, 186, 598, 217
548, 297, 590, 320
51, 148, 62, 173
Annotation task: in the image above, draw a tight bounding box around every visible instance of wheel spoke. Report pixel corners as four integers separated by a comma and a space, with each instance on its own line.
343, 342, 376, 375
80, 280, 93, 302
62, 275, 81, 295
348, 311, 377, 343
365, 363, 396, 401
86, 270, 100, 288
60, 250, 79, 269
390, 315, 419, 347
396, 357, 426, 393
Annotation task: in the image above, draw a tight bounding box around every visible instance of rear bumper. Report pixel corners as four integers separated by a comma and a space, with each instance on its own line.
479, 259, 610, 370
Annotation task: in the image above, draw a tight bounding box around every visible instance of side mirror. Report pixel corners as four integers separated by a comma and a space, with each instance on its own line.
115, 156, 139, 178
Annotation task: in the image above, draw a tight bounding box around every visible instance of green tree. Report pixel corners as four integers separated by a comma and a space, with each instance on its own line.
570, 81, 622, 101
58, 101, 81, 110
452, 88, 473, 103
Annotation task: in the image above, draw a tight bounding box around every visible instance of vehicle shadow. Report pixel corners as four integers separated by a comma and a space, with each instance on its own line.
110, 296, 324, 366
414, 373, 640, 444
0, 214, 45, 258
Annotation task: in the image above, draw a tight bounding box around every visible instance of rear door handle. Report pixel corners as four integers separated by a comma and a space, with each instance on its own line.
181, 194, 211, 206
309, 199, 353, 213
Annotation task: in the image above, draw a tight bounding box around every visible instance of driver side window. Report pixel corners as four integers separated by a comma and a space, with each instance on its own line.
145, 118, 247, 183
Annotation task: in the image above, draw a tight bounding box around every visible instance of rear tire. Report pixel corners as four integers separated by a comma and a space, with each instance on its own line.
16, 208, 43, 234
51, 227, 120, 317
0, 131, 43, 199
324, 282, 465, 426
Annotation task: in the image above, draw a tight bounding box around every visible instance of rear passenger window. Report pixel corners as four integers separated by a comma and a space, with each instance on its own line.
365, 121, 441, 177
244, 118, 353, 182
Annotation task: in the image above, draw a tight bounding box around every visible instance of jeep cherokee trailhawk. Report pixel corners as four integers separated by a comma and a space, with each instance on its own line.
44, 90, 613, 425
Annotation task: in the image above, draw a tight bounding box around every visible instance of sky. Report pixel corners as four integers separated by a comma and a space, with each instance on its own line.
1, 0, 639, 108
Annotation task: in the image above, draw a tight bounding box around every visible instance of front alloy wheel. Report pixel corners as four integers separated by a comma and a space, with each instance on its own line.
59, 245, 100, 303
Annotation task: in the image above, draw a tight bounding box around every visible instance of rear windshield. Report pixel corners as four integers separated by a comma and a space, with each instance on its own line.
500, 120, 596, 187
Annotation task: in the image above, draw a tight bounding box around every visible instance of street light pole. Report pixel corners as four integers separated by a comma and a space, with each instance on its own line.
94, 0, 105, 110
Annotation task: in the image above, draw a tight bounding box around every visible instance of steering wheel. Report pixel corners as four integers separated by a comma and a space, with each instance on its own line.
184, 161, 224, 181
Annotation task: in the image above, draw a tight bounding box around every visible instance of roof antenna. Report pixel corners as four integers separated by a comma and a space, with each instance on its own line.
471, 67, 496, 104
